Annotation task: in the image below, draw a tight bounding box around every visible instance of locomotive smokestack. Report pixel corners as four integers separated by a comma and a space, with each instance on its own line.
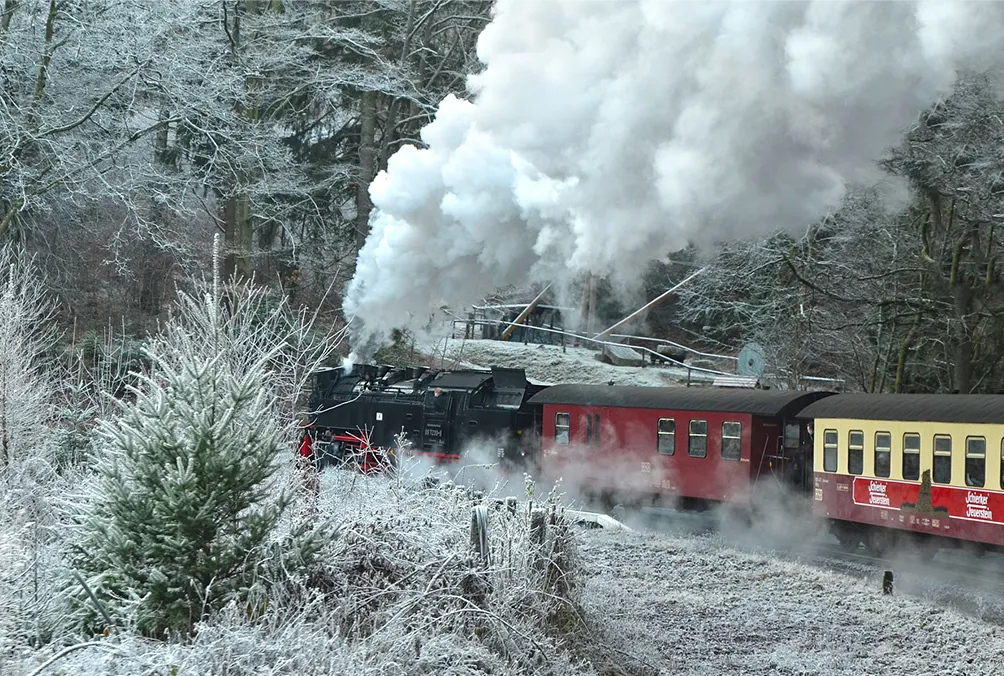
344, 0, 1004, 348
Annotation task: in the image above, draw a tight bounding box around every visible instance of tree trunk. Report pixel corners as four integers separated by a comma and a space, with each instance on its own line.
220, 0, 269, 281
377, 0, 418, 173
223, 193, 253, 281
355, 90, 377, 250
894, 314, 921, 393
1, 0, 17, 35
580, 274, 598, 335
953, 283, 973, 393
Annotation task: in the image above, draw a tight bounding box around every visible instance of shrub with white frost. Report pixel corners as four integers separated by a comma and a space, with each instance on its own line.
65, 275, 339, 637
29, 471, 590, 676
0, 244, 56, 469
0, 244, 63, 655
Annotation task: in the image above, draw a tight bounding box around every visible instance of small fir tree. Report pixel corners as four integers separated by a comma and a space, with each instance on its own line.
68, 269, 335, 637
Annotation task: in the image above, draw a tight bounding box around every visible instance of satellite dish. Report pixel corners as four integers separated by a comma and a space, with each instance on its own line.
738, 342, 766, 378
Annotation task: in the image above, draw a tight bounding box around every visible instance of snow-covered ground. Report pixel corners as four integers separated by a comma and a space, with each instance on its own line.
578, 526, 1004, 675
408, 335, 1004, 674
419, 337, 718, 387
12, 466, 1004, 675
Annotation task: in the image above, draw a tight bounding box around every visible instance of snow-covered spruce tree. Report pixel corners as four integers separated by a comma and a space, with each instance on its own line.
67, 272, 340, 637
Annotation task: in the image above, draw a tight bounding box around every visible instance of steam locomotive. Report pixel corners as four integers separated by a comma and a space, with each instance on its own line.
302, 363, 547, 473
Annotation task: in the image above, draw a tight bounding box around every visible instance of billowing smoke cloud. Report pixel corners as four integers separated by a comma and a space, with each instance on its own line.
344, 0, 1004, 352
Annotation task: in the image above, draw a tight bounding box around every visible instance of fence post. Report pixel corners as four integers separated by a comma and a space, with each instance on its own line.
529, 507, 547, 574
882, 570, 894, 595
505, 496, 517, 515
470, 505, 490, 564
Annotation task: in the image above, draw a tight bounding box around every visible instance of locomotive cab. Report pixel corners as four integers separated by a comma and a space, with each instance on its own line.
304, 362, 546, 475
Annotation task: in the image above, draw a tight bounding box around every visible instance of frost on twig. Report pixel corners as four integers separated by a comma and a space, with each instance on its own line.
0, 244, 57, 471
0, 244, 67, 656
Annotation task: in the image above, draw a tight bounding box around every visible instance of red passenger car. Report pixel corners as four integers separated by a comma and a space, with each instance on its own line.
528, 385, 832, 508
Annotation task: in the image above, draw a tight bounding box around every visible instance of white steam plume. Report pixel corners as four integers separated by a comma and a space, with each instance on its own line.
344, 0, 1004, 353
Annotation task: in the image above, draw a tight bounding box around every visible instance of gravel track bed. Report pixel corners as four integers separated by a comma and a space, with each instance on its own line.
576, 527, 1004, 675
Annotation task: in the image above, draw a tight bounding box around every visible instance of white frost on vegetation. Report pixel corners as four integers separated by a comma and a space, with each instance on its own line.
0, 246, 64, 658
8, 471, 591, 676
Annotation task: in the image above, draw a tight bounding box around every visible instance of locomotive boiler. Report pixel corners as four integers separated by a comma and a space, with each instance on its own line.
303, 363, 547, 473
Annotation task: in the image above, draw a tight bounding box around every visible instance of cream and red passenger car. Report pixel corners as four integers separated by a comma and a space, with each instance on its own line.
798, 394, 1004, 550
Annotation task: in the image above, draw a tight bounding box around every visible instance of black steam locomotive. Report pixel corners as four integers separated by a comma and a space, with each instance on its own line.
302, 363, 547, 473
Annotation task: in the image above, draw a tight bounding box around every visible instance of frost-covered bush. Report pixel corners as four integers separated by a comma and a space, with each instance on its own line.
21, 471, 589, 675
0, 244, 65, 654
0, 244, 57, 469
66, 347, 323, 636
65, 272, 340, 637
304, 472, 584, 668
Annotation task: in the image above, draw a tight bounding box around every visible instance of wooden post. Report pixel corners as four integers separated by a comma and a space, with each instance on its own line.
501, 283, 552, 340
529, 508, 546, 547
470, 505, 490, 564
593, 267, 707, 340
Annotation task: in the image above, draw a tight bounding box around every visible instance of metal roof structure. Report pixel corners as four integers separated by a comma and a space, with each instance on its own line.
429, 370, 493, 390
796, 393, 1004, 424
528, 385, 834, 417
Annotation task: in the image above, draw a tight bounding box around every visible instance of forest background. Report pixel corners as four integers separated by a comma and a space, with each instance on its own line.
4, 0, 1004, 394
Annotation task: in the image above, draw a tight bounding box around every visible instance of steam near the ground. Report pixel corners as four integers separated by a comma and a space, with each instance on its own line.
344, 0, 1004, 354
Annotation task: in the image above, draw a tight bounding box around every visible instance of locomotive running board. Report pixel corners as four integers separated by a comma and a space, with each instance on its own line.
564, 509, 632, 531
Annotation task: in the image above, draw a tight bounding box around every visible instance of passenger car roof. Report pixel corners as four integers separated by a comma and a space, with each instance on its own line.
528, 384, 835, 417
797, 393, 1004, 424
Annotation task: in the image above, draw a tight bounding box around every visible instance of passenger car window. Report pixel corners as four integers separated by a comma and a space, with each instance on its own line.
848, 430, 864, 475
657, 418, 675, 455
688, 419, 707, 458
966, 436, 986, 488
933, 435, 952, 484
721, 421, 742, 461
1001, 439, 1004, 490
903, 433, 921, 481
823, 430, 838, 472
874, 432, 891, 478
555, 412, 570, 445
